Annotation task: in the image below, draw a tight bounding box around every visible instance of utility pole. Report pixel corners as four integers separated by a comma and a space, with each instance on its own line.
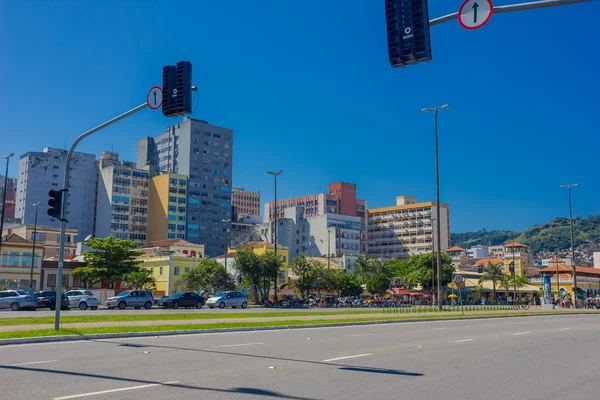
267, 170, 282, 305
422, 105, 450, 310
560, 184, 579, 307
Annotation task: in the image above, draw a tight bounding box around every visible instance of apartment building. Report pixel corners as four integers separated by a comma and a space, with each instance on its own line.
94, 152, 149, 242
2, 224, 78, 258
232, 188, 260, 218
367, 196, 450, 259
147, 173, 188, 242
138, 117, 233, 257
15, 147, 96, 241
0, 175, 17, 219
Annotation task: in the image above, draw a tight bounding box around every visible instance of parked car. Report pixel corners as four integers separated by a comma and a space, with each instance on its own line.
64, 290, 100, 310
106, 290, 154, 310
0, 290, 38, 311
35, 291, 69, 310
159, 292, 204, 309
153, 295, 164, 306
206, 291, 248, 309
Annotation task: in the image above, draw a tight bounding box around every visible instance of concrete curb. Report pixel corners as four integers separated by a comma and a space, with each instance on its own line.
0, 312, 590, 346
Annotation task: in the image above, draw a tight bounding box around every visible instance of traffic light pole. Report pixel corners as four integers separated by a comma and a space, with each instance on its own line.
429, 0, 593, 27
53, 102, 149, 330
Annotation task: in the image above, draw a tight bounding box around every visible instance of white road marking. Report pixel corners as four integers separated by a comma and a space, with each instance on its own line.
347, 333, 377, 337
322, 353, 373, 362
53, 381, 179, 399
477, 323, 497, 327
559, 328, 570, 331
425, 327, 446, 331
512, 332, 530, 336
214, 342, 263, 348
453, 339, 474, 343
9, 360, 57, 366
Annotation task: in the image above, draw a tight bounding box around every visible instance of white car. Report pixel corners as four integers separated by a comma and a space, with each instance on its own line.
65, 290, 100, 310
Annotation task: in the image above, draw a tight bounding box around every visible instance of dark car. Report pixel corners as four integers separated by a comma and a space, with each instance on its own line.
159, 292, 204, 309
35, 291, 69, 311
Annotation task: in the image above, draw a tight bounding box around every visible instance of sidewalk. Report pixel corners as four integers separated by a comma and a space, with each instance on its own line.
2, 308, 593, 333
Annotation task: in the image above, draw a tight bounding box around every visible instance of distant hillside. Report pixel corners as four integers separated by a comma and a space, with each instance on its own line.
451, 214, 600, 254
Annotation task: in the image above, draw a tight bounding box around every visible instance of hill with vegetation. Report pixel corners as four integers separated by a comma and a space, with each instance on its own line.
451, 215, 600, 254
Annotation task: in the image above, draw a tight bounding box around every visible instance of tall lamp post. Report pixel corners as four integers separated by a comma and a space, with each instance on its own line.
422, 105, 450, 310
29, 202, 41, 294
0, 153, 15, 256
267, 170, 282, 305
560, 183, 579, 306
222, 219, 231, 270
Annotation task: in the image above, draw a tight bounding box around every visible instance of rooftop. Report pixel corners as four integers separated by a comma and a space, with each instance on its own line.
138, 239, 195, 249
504, 242, 528, 248
474, 258, 505, 266
447, 246, 466, 252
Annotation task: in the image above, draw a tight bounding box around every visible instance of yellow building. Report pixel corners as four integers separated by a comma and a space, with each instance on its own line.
147, 173, 188, 242
223, 242, 290, 285
503, 242, 533, 276
0, 234, 42, 291
137, 239, 205, 296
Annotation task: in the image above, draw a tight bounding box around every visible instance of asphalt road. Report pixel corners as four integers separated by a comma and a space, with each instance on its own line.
0, 314, 598, 400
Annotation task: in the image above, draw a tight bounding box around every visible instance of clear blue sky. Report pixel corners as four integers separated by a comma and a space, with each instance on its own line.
1, 1, 598, 233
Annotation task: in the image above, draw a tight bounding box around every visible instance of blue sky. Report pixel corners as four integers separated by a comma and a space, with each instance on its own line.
1, 1, 598, 233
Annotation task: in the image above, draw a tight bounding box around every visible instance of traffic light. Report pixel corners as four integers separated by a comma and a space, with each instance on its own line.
47, 189, 64, 220
162, 61, 192, 117
385, 0, 432, 68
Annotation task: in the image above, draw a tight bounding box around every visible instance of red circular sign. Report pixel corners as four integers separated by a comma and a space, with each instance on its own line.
146, 86, 163, 110
458, 0, 494, 31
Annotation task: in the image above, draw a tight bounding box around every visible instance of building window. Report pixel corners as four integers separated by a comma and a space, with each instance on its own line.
184, 267, 190, 273
73, 274, 82, 288
174, 266, 180, 276
21, 252, 32, 267
47, 274, 57, 287
63, 275, 69, 288
9, 252, 19, 266
159, 266, 163, 276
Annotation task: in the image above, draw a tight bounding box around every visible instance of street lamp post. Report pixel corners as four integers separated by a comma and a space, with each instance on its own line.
327, 227, 333, 269
267, 170, 282, 305
222, 219, 231, 271
560, 183, 579, 307
29, 202, 41, 294
431, 216, 437, 304
422, 105, 450, 310
0, 153, 15, 256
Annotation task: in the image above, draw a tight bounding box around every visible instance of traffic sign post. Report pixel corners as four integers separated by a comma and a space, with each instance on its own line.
458, 0, 494, 30
453, 274, 464, 285
146, 86, 163, 110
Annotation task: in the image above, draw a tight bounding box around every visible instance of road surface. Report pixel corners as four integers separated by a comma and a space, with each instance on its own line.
0, 314, 598, 399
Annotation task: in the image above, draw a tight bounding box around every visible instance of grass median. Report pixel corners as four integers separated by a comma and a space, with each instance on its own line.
0, 311, 578, 340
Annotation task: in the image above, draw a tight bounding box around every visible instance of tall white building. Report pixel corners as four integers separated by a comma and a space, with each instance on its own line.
15, 147, 96, 242
94, 152, 149, 242
367, 196, 450, 259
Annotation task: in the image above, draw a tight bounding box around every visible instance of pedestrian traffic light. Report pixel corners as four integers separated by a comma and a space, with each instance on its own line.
47, 189, 64, 220
162, 61, 193, 117
385, 0, 432, 68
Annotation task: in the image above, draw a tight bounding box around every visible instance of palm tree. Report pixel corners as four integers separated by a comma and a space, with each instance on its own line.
481, 262, 504, 302
354, 255, 375, 284
514, 274, 529, 298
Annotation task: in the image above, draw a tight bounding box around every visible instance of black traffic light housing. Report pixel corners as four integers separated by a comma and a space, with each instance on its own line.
47, 189, 66, 221
162, 61, 193, 117
385, 0, 432, 68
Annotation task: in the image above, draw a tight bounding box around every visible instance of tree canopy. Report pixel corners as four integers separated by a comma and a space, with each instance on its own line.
396, 253, 454, 290
123, 269, 156, 291
72, 236, 143, 286
181, 258, 236, 293
232, 246, 281, 302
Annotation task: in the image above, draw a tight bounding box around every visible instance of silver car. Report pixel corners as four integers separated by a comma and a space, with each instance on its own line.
0, 290, 38, 311
106, 290, 154, 310
65, 290, 100, 310
207, 291, 248, 309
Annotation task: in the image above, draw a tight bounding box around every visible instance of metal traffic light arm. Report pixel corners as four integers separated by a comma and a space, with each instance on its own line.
430, 0, 594, 27
53, 86, 198, 330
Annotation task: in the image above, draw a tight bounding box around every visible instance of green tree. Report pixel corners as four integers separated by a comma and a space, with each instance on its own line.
515, 274, 529, 295
353, 255, 375, 284
123, 269, 156, 291
366, 272, 390, 297
402, 253, 454, 291
336, 271, 363, 297
182, 258, 236, 293
232, 246, 262, 301
72, 236, 143, 287
290, 255, 319, 299
480, 262, 504, 301
259, 252, 282, 301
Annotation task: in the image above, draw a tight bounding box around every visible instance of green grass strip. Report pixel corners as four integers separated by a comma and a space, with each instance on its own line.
0, 312, 578, 340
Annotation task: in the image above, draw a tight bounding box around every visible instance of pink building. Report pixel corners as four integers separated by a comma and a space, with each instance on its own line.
264, 182, 366, 222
